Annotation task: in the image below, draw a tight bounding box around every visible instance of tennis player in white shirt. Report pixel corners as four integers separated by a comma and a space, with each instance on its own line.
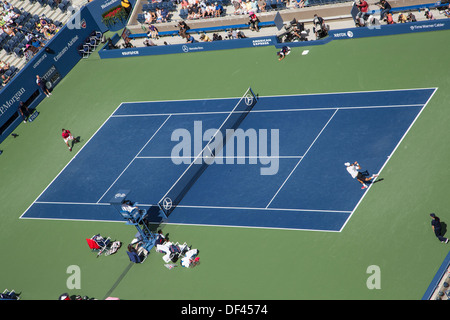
345, 161, 378, 189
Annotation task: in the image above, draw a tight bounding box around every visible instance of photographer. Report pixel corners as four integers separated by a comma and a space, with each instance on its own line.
248, 12, 260, 32
377, 0, 391, 21
277, 19, 304, 43
107, 37, 119, 49
177, 20, 190, 39
312, 14, 327, 39
122, 37, 134, 48
355, 0, 369, 26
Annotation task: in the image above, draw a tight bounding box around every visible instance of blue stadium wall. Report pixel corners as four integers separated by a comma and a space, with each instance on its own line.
98, 18, 450, 59
0, 0, 136, 144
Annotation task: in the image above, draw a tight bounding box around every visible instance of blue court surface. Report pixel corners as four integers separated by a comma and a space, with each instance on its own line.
21, 88, 436, 231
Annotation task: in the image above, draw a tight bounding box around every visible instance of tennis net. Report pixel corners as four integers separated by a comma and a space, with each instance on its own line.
158, 87, 258, 218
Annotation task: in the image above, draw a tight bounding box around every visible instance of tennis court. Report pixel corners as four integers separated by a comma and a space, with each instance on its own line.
2, 28, 450, 300
22, 87, 435, 232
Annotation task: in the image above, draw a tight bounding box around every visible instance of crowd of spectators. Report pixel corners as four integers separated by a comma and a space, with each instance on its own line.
0, 0, 61, 62
133, 0, 450, 48
354, 0, 450, 28
180, 0, 224, 20
143, 6, 170, 23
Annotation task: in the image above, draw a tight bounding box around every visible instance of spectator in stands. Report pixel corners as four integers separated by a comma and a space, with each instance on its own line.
444, 7, 450, 18
234, 0, 245, 15
180, 0, 189, 9
0, 60, 10, 74
143, 37, 157, 46
185, 33, 196, 43
442, 3, 450, 18
207, 2, 216, 17
312, 14, 326, 39
0, 73, 10, 86
144, 10, 155, 24
250, 0, 259, 12
187, 3, 199, 19
147, 24, 159, 39
245, 0, 252, 13
199, 0, 208, 18
214, 1, 223, 16
277, 45, 290, 61
227, 28, 246, 39
155, 8, 164, 23
385, 12, 394, 24
161, 7, 169, 22
123, 37, 134, 48
289, 18, 308, 40
248, 11, 260, 31
407, 12, 416, 22
48, 22, 59, 34
212, 32, 222, 40
199, 33, 212, 41
259, 0, 266, 12
2, 0, 12, 11
36, 75, 51, 97
424, 8, 435, 20
30, 36, 46, 52
42, 25, 55, 39
1, 25, 15, 36
397, 12, 407, 23
294, 0, 305, 8
355, 0, 368, 22
377, 0, 391, 21
177, 20, 190, 38
107, 37, 119, 49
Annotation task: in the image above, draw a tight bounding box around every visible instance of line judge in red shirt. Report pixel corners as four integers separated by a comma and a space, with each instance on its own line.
62, 128, 78, 151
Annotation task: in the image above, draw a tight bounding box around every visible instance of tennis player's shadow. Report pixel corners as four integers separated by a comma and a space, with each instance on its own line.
441, 222, 448, 237
71, 136, 82, 149
361, 170, 384, 185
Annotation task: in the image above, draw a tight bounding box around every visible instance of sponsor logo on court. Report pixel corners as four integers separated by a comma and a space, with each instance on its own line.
162, 197, 173, 211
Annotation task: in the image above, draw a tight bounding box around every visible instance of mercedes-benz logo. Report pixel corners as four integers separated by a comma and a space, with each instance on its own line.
182, 45, 189, 53
244, 94, 254, 106
162, 197, 173, 211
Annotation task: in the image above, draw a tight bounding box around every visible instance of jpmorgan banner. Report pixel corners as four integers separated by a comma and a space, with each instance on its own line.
0, 5, 101, 143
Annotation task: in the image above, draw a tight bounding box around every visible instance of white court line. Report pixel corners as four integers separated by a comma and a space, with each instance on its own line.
338, 87, 439, 232
33, 200, 352, 214
111, 103, 423, 118
96, 114, 172, 203
135, 155, 302, 159
265, 109, 339, 209
21, 88, 436, 232
118, 87, 436, 105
